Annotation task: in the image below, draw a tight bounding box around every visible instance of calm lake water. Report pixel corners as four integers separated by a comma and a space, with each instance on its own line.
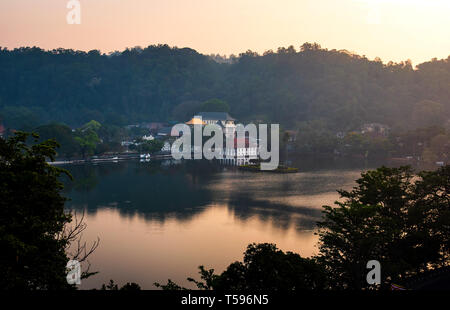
62, 158, 379, 289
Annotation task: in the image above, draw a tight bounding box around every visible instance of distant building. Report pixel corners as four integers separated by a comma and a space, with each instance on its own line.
174, 112, 261, 165
121, 141, 134, 147
142, 134, 154, 141
187, 112, 236, 137
361, 123, 390, 137
195, 112, 235, 125
185, 117, 206, 125
284, 130, 298, 142
157, 126, 180, 137
141, 122, 169, 133
336, 132, 346, 139
220, 136, 259, 166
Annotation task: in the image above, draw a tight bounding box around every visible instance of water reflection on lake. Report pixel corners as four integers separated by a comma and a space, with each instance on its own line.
62, 159, 374, 289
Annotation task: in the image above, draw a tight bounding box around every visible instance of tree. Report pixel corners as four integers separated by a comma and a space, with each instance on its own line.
0, 132, 98, 289
411, 100, 445, 128
35, 123, 79, 158
1, 45, 449, 132
300, 42, 322, 51
214, 243, 328, 290
0, 105, 40, 131
422, 147, 438, 163
138, 139, 164, 154
171, 100, 202, 121
74, 120, 101, 158
155, 243, 328, 290
294, 120, 338, 155
0, 134, 65, 288
101, 279, 141, 290
154, 165, 450, 291
317, 166, 450, 289
200, 99, 230, 113
413, 166, 450, 262
429, 134, 450, 160
80, 120, 101, 132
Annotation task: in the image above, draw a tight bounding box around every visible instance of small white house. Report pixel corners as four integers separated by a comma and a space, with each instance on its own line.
121, 141, 134, 147
142, 134, 154, 141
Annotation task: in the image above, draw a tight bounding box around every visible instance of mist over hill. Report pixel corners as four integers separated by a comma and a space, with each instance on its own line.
0, 43, 449, 131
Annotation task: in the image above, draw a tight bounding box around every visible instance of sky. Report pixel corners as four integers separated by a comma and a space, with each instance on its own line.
0, 0, 449, 65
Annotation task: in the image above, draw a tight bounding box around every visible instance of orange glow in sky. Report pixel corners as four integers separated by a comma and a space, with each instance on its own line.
0, 0, 449, 65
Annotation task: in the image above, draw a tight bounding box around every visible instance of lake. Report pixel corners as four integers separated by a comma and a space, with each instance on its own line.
62, 158, 378, 289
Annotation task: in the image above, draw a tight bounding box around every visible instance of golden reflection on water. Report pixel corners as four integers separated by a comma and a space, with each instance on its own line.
207, 169, 361, 209
77, 205, 320, 289
65, 163, 365, 290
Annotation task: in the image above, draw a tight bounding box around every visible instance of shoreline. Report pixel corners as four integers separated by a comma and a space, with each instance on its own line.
48, 153, 173, 165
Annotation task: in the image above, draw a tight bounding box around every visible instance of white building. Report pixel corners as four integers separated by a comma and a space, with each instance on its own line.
190, 112, 236, 138
184, 112, 260, 166
220, 136, 258, 166
195, 112, 235, 125
142, 134, 154, 141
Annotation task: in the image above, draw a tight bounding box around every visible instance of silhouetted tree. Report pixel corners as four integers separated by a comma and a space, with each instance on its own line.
0, 132, 98, 289
155, 243, 328, 290
317, 166, 450, 289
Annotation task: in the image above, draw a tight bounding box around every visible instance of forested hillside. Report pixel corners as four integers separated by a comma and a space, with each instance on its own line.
0, 43, 449, 131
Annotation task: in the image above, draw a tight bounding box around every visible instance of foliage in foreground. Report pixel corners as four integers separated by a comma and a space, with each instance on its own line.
155, 243, 328, 290
0, 133, 98, 289
1, 131, 448, 290
318, 165, 450, 289
156, 165, 450, 290
0, 133, 73, 289
100, 279, 141, 291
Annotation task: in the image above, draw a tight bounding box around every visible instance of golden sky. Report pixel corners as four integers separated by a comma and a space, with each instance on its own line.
0, 0, 449, 65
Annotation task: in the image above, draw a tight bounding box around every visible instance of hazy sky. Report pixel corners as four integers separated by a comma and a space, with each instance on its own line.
0, 0, 449, 65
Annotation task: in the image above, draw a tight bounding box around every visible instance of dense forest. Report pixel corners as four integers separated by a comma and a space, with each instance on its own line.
0, 43, 449, 133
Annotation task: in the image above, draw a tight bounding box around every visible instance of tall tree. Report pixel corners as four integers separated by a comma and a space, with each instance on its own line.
74, 120, 101, 158
317, 166, 450, 289
0, 132, 98, 289
0, 132, 72, 289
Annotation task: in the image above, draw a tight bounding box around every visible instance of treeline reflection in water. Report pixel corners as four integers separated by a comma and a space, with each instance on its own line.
60, 158, 377, 289
62, 158, 373, 231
